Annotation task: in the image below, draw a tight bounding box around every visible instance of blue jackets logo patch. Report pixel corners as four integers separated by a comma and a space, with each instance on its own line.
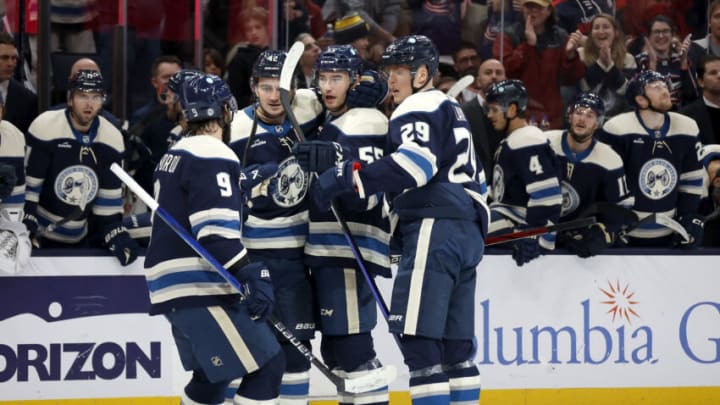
638, 158, 676, 200
54, 165, 99, 207
272, 157, 308, 208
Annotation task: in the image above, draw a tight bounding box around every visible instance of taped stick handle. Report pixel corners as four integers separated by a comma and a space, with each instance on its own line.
486, 216, 597, 246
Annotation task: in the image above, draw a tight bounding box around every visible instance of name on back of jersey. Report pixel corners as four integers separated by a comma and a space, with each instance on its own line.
157, 154, 182, 174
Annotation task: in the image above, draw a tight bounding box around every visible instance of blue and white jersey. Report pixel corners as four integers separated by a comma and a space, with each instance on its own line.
144, 135, 246, 314
25, 109, 125, 244
0, 120, 26, 219
229, 89, 323, 258
491, 125, 562, 249
599, 111, 704, 240
306, 107, 391, 277
353, 89, 489, 235
546, 130, 634, 221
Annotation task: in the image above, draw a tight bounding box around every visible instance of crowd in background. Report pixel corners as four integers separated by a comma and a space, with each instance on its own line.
0, 0, 719, 263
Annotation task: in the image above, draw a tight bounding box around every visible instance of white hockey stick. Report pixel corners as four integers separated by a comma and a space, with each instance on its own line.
655, 213, 690, 243
446, 74, 474, 99
109, 163, 396, 394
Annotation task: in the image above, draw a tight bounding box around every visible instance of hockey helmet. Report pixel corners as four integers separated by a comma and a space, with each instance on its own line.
569, 92, 605, 123
315, 44, 362, 78
69, 69, 105, 96
252, 50, 287, 80
626, 70, 667, 108
485, 79, 528, 113
179, 74, 237, 123
168, 69, 204, 95
381, 35, 439, 77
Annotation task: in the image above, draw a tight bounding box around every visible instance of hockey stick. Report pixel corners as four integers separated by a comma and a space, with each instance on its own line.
279, 41, 394, 324
109, 163, 395, 394
446, 74, 474, 99
32, 188, 91, 247
486, 216, 597, 246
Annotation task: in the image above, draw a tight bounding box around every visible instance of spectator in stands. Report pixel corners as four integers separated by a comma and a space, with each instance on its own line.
681, 54, 720, 146
50, 0, 97, 53
322, 0, 400, 46
227, 6, 270, 107
23, 70, 140, 266
553, 0, 614, 34
203, 48, 226, 79
493, 0, 586, 129
479, 0, 522, 60
129, 55, 182, 195
436, 75, 458, 94
333, 13, 377, 68
692, 0, 720, 62
598, 70, 705, 247
279, 0, 325, 49
635, 15, 699, 109
0, 32, 37, 134
462, 58, 506, 182
577, 13, 637, 118
295, 33, 322, 89
546, 92, 634, 258
408, 0, 467, 55
452, 41, 481, 102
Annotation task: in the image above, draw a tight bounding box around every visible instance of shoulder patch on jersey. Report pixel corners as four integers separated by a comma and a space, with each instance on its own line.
292, 89, 323, 125
173, 135, 240, 162
505, 125, 550, 149
28, 110, 73, 142
602, 112, 642, 136
332, 108, 388, 136
391, 89, 448, 119
666, 112, 699, 137
0, 121, 26, 155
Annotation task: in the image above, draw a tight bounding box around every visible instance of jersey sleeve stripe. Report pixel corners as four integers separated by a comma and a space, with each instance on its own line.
391, 145, 437, 187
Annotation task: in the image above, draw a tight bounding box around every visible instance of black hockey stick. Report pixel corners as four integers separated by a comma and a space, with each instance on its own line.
110, 163, 396, 394
279, 42, 394, 325
486, 216, 597, 246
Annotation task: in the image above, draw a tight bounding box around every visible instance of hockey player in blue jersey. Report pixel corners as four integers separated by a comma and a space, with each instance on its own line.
485, 79, 562, 266
298, 44, 391, 405
23, 70, 140, 266
144, 73, 285, 405
545, 92, 634, 258
295, 34, 488, 405
229, 49, 322, 404
598, 70, 705, 246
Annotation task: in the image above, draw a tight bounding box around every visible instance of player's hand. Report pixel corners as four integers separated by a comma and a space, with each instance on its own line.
347, 70, 388, 109
240, 163, 278, 197
235, 261, 275, 320
0, 163, 17, 199
312, 160, 358, 211
104, 226, 140, 266
512, 236, 541, 266
293, 141, 345, 173
673, 214, 704, 248
561, 223, 613, 258
22, 213, 39, 241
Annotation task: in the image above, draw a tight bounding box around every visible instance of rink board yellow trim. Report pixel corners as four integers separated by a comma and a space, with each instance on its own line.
2, 387, 720, 405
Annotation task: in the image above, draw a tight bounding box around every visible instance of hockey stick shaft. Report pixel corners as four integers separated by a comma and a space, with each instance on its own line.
446, 74, 474, 99
109, 163, 359, 393
486, 216, 597, 246
279, 42, 393, 323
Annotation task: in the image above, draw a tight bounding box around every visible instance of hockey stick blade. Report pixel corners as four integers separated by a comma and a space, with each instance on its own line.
109, 163, 391, 393
486, 216, 597, 246
447, 74, 474, 99
655, 213, 690, 243
279, 41, 304, 92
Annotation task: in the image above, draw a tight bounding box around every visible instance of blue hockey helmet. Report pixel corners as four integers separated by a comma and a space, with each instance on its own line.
252, 50, 287, 81
69, 69, 105, 96
626, 70, 667, 108
315, 44, 362, 78
485, 79, 528, 113
179, 74, 237, 123
569, 92, 605, 123
167, 69, 204, 95
381, 35, 439, 77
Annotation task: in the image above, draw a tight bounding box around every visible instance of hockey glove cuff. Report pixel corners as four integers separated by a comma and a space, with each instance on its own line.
561, 223, 613, 258
104, 226, 140, 266
512, 236, 541, 267
674, 214, 704, 248
240, 163, 278, 200
313, 160, 359, 211
293, 141, 347, 173
347, 70, 388, 109
0, 163, 17, 199
234, 261, 275, 320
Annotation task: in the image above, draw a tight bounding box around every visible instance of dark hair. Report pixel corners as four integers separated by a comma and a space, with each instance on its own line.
151, 55, 183, 78
0, 32, 15, 47
646, 14, 676, 35
452, 41, 478, 63
203, 48, 225, 76
697, 54, 720, 78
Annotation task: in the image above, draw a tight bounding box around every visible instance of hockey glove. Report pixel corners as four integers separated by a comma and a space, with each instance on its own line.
293, 141, 346, 173
0, 163, 17, 199
313, 160, 358, 211
512, 236, 541, 266
104, 226, 140, 266
234, 261, 275, 320
240, 163, 278, 199
561, 223, 613, 258
347, 70, 389, 109
673, 214, 704, 248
